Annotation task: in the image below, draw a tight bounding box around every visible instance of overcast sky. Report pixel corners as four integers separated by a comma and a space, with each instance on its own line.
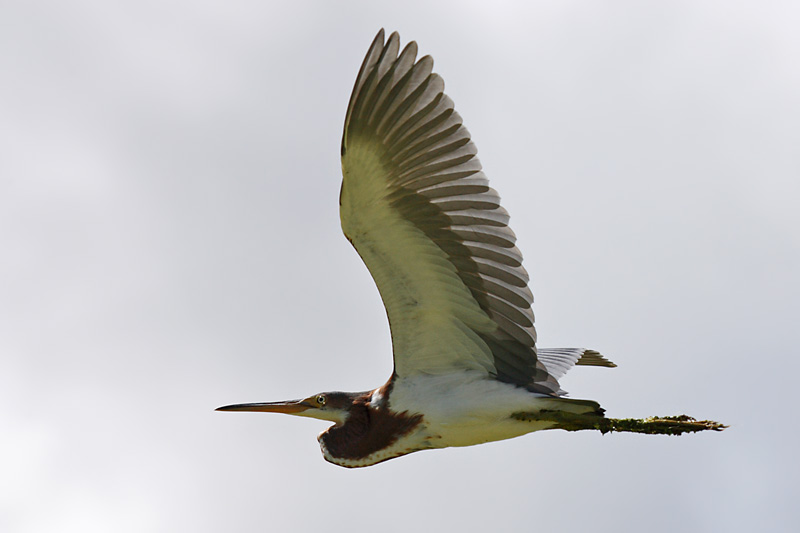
2, 1, 799, 532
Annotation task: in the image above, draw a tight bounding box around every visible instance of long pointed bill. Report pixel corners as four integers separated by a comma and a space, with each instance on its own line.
215, 400, 313, 414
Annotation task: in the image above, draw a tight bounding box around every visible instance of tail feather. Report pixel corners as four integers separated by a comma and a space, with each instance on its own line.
538, 348, 616, 382
575, 349, 617, 368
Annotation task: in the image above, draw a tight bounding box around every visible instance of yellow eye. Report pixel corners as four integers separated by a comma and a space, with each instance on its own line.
316, 395, 326, 406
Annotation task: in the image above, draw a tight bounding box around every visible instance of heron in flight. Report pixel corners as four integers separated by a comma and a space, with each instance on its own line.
218, 30, 724, 468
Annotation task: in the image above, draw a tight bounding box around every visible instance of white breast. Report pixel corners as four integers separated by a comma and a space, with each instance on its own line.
387, 372, 558, 449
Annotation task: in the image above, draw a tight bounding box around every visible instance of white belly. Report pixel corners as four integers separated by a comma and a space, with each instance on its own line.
386, 372, 558, 449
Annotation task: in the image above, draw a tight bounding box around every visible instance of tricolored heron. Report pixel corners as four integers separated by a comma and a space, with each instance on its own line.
218, 30, 723, 468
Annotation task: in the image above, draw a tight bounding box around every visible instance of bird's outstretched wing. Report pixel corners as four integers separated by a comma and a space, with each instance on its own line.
340, 30, 559, 394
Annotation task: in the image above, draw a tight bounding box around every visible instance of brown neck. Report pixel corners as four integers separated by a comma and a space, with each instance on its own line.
319, 389, 423, 463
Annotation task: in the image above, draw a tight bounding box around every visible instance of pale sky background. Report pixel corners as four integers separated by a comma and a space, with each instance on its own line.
2, 1, 799, 532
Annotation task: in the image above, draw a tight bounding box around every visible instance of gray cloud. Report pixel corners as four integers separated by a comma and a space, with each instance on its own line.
2, 2, 798, 532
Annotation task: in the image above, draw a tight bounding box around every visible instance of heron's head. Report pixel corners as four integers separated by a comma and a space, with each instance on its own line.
216, 391, 360, 425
